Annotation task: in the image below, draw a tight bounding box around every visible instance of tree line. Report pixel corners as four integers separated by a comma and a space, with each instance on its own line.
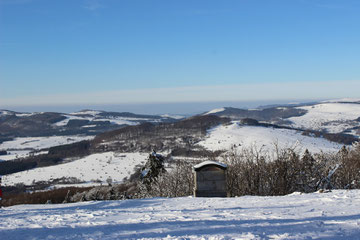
2, 143, 360, 206
140, 143, 360, 198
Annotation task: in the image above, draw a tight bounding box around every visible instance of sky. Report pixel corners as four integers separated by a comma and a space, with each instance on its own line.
1, 0, 360, 113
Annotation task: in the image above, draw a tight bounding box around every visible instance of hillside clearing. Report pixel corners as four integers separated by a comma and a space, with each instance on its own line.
198, 122, 343, 153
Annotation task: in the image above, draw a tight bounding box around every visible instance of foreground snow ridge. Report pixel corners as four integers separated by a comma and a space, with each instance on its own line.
1, 190, 360, 239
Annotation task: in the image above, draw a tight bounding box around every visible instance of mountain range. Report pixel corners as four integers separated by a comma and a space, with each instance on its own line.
1, 99, 359, 189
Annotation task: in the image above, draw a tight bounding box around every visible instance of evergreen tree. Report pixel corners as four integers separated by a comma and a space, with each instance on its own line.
141, 150, 166, 191
299, 149, 319, 192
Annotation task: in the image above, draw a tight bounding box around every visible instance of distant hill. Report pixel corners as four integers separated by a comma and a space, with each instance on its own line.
0, 109, 182, 142
203, 99, 360, 137
1, 99, 359, 189
203, 106, 306, 124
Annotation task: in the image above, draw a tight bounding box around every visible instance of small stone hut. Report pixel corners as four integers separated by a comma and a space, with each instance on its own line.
193, 161, 228, 197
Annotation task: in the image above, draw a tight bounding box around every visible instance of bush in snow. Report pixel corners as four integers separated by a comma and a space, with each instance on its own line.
69, 182, 138, 202
137, 159, 194, 198
330, 143, 360, 189
224, 142, 360, 196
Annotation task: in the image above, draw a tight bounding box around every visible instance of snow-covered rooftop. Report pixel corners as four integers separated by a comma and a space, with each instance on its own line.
193, 160, 227, 171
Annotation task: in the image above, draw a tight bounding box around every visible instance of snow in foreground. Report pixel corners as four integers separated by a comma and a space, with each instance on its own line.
1, 190, 360, 239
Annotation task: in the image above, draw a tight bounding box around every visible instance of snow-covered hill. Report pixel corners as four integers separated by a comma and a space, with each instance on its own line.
1, 190, 359, 239
288, 102, 360, 134
0, 109, 182, 162
203, 99, 360, 138
54, 110, 156, 127
198, 122, 343, 153
204, 107, 226, 115
0, 109, 182, 140
0, 135, 94, 161
2, 100, 359, 190
3, 152, 148, 187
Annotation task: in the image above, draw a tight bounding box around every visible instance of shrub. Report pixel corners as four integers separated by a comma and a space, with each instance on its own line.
137, 160, 194, 198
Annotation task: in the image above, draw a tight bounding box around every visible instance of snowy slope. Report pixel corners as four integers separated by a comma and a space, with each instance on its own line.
3, 152, 148, 186
198, 122, 343, 153
0, 135, 94, 161
0, 150, 48, 161
54, 115, 92, 127
204, 107, 226, 115
70, 110, 103, 115
0, 109, 181, 141
0, 110, 14, 116
1, 190, 360, 239
0, 135, 94, 150
55, 110, 181, 127
161, 114, 184, 119
323, 98, 360, 103
54, 114, 140, 127
288, 102, 360, 134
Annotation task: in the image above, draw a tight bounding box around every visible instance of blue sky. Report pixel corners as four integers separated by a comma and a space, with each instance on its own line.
1, 0, 360, 112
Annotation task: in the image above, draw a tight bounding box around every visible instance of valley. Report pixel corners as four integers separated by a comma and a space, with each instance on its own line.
0, 99, 359, 191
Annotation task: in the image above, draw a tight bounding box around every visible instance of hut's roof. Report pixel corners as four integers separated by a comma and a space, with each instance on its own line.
193, 161, 227, 171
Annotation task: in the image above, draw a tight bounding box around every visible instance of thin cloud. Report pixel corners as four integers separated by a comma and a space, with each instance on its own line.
83, 0, 104, 11
1, 80, 359, 107
298, 0, 352, 10
0, 0, 33, 5
315, 3, 347, 10
184, 8, 231, 16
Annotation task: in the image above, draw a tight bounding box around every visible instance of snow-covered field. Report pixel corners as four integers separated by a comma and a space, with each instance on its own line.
198, 122, 343, 153
54, 114, 141, 127
161, 114, 184, 119
54, 110, 176, 127
0, 135, 94, 151
0, 150, 48, 161
288, 102, 360, 134
204, 107, 226, 115
2, 152, 148, 187
1, 190, 360, 239
56, 110, 139, 126
0, 135, 94, 161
